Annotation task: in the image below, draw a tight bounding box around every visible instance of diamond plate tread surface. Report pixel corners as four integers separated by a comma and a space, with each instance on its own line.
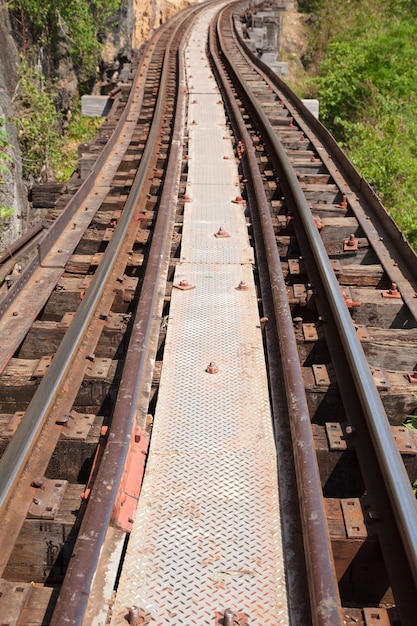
110, 6, 289, 625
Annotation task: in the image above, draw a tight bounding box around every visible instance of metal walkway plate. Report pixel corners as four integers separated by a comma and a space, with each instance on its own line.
110, 6, 289, 625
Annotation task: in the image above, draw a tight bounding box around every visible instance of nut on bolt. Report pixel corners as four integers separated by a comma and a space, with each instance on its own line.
223, 609, 235, 626
382, 282, 401, 299
343, 233, 358, 251
206, 362, 219, 374
128, 605, 138, 625
173, 279, 195, 291
408, 371, 417, 383
214, 227, 230, 238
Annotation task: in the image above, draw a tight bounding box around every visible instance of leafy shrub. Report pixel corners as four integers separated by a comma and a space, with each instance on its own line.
10, 0, 122, 78
301, 0, 417, 249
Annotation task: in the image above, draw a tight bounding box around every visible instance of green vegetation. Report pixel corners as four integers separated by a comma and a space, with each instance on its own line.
9, 0, 122, 181
14, 61, 62, 179
403, 395, 417, 495
10, 0, 122, 78
298, 0, 417, 249
13, 61, 101, 181
0, 119, 16, 221
57, 108, 102, 181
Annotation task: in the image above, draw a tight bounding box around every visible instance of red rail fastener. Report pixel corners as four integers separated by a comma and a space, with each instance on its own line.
313, 215, 324, 230
237, 141, 246, 158
113, 425, 149, 532
343, 233, 358, 251
408, 371, 417, 383
173, 279, 195, 291
382, 282, 401, 299
342, 290, 361, 308
259, 316, 268, 330
206, 362, 219, 374
183, 194, 192, 202
231, 196, 245, 204
338, 194, 348, 209
214, 227, 230, 238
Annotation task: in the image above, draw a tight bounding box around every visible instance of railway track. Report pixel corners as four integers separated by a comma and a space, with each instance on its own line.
0, 0, 416, 624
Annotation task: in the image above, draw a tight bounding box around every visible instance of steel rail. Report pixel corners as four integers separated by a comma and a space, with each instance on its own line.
0, 224, 44, 284
0, 26, 173, 522
0, 23, 155, 321
221, 4, 417, 590
49, 8, 195, 625
211, 10, 342, 626
0, 223, 43, 265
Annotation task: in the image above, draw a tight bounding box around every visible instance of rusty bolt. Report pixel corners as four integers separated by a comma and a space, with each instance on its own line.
174, 280, 195, 291
55, 414, 69, 426
344, 234, 358, 251
236, 281, 248, 290
339, 194, 348, 209
214, 227, 230, 238
231, 195, 245, 204
313, 215, 324, 230
128, 605, 141, 625
206, 362, 219, 374
382, 282, 401, 299
223, 609, 235, 626
293, 316, 303, 329
259, 317, 268, 330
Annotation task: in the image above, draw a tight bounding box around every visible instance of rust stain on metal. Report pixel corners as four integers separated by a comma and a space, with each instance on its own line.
113, 426, 149, 532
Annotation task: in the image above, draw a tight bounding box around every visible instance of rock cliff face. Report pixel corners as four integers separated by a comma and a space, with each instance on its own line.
0, 0, 29, 247
133, 0, 196, 49
0, 0, 195, 251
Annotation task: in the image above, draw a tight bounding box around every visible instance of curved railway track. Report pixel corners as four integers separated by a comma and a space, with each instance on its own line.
0, 0, 417, 624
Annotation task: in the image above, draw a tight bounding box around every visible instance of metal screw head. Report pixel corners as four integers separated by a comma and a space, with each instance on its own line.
223, 609, 235, 626
128, 605, 140, 625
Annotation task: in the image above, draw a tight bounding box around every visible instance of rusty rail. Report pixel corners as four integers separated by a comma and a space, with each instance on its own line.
213, 1, 417, 623
210, 11, 342, 626
49, 8, 195, 625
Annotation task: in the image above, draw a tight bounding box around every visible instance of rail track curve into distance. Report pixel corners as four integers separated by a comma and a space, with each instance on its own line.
0, 1, 416, 625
